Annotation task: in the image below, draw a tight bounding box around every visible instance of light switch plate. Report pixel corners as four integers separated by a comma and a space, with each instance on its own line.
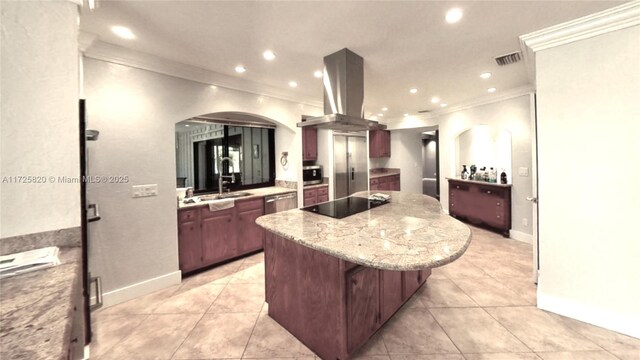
518, 167, 529, 176
132, 184, 158, 198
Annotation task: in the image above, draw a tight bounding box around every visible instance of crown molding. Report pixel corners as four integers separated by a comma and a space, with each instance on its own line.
520, 1, 640, 84
81, 39, 323, 109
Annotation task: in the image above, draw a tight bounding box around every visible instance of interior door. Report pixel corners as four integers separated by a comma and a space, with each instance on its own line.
348, 136, 368, 195
529, 94, 539, 282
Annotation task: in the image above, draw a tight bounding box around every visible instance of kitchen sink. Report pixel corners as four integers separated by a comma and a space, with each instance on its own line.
199, 192, 252, 201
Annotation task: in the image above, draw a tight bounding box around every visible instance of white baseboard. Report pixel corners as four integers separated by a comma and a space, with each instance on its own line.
537, 292, 640, 339
509, 229, 533, 244
92, 271, 182, 308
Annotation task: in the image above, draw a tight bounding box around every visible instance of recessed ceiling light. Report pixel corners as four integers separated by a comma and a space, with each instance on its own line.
289, 81, 298, 88
235, 65, 246, 73
431, 97, 440, 104
371, 115, 379, 121
409, 88, 418, 94
313, 70, 323, 78
111, 25, 135, 40
488, 87, 497, 93
263, 50, 276, 61
382, 107, 388, 112
377, 113, 384, 117
480, 72, 492, 79
440, 103, 448, 108
403, 113, 409, 117
445, 8, 463, 24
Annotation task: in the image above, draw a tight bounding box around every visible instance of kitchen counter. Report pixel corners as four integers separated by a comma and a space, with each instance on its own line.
0, 246, 82, 360
178, 186, 296, 209
256, 191, 471, 271
303, 183, 328, 190
369, 168, 400, 179
446, 177, 512, 188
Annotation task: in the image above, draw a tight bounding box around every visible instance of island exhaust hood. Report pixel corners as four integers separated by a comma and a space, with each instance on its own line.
297, 48, 386, 131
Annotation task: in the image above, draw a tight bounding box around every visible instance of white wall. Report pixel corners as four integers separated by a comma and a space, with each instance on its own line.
386, 130, 424, 194
0, 1, 80, 238
535, 25, 640, 337
83, 57, 321, 304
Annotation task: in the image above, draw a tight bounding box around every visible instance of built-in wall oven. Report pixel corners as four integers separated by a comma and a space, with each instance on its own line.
302, 165, 323, 185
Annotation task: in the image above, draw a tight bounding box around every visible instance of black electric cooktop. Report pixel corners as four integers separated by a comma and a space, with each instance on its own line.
301, 196, 389, 219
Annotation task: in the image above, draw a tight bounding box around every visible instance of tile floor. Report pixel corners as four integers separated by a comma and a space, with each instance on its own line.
91, 225, 640, 360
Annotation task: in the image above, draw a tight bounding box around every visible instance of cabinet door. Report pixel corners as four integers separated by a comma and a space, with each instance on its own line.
380, 270, 403, 323
303, 127, 318, 161
303, 188, 318, 206
178, 220, 202, 273
201, 209, 236, 265
347, 267, 380, 353
383, 131, 391, 157
403, 270, 423, 299
237, 207, 264, 254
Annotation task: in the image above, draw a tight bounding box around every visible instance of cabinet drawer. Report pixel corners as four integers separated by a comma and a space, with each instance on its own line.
479, 186, 505, 197
370, 178, 379, 185
303, 188, 318, 198
178, 209, 198, 223
450, 183, 469, 191
317, 186, 328, 196
317, 194, 329, 203
378, 176, 390, 183
200, 206, 234, 219
235, 197, 264, 212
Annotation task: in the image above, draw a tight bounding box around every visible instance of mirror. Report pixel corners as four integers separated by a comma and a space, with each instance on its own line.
455, 125, 512, 182
175, 120, 275, 193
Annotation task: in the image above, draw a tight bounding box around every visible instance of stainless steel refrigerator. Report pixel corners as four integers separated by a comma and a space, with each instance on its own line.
334, 134, 368, 199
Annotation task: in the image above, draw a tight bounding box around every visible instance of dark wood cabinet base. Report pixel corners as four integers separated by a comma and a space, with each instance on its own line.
448, 179, 512, 237
265, 231, 430, 360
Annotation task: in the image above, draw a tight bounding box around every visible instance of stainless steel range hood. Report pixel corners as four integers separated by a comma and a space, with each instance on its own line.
297, 48, 386, 131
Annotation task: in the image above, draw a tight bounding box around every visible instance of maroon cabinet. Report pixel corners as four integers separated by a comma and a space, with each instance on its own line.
303, 185, 328, 206
235, 198, 265, 253
448, 179, 512, 236
347, 267, 380, 353
369, 174, 400, 191
177, 197, 266, 274
302, 127, 318, 161
403, 270, 429, 300
201, 207, 236, 265
380, 270, 404, 323
369, 130, 391, 158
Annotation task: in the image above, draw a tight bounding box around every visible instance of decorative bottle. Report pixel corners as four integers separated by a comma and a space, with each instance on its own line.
500, 169, 508, 184
489, 167, 497, 183
461, 165, 469, 180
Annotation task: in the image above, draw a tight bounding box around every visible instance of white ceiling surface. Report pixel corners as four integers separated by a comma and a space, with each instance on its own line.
80, 1, 621, 120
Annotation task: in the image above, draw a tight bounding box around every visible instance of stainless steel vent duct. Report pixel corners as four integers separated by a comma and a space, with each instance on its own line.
297, 48, 385, 131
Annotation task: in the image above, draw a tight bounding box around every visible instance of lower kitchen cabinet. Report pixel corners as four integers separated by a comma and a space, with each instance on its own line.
370, 174, 400, 191
380, 270, 403, 323
448, 179, 512, 236
303, 185, 328, 206
347, 266, 380, 353
178, 197, 265, 274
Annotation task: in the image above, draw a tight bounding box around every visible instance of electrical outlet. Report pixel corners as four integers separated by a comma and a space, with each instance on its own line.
518, 167, 529, 176
132, 184, 158, 198
522, 218, 528, 226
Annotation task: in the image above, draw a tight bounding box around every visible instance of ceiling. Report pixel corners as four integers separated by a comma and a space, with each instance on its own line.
80, 1, 621, 121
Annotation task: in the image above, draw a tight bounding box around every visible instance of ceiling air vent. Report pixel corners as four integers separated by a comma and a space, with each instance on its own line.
494, 51, 521, 66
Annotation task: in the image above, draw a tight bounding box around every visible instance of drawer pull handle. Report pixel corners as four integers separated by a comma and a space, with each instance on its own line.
487, 190, 492, 194
497, 215, 501, 218
456, 186, 460, 189
497, 202, 501, 206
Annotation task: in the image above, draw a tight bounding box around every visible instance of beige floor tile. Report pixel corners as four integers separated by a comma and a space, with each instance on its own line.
463, 354, 541, 360
180, 261, 244, 291
390, 355, 465, 360
173, 312, 258, 359
90, 313, 148, 357
451, 276, 530, 307
437, 257, 488, 279
380, 307, 459, 355
241, 251, 265, 265
208, 282, 265, 313
485, 307, 601, 352
490, 276, 537, 305
609, 349, 640, 360
229, 262, 265, 284
97, 284, 182, 315
242, 311, 315, 358
153, 283, 226, 314
350, 332, 388, 357
350, 356, 391, 360
548, 313, 640, 353
469, 258, 531, 278
99, 314, 201, 360
416, 278, 477, 308
429, 307, 529, 353
536, 351, 619, 359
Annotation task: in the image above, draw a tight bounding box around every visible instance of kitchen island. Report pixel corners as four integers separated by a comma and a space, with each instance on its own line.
256, 191, 471, 360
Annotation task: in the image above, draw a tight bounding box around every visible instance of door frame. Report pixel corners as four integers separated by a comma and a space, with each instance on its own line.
530, 93, 540, 283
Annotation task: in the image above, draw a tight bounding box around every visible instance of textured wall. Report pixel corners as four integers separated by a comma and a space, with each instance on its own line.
0, 1, 80, 237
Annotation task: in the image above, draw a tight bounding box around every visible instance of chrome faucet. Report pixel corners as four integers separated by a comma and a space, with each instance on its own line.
218, 157, 235, 195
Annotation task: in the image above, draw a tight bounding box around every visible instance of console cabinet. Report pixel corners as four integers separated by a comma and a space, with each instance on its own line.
448, 179, 512, 236
177, 197, 265, 274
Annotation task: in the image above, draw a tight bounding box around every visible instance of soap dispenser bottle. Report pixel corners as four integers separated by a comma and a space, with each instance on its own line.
461, 165, 469, 180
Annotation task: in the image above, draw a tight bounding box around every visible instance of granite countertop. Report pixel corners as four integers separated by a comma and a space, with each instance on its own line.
370, 169, 401, 179
178, 186, 297, 209
256, 191, 471, 271
446, 177, 512, 188
0, 246, 81, 360
303, 183, 328, 190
